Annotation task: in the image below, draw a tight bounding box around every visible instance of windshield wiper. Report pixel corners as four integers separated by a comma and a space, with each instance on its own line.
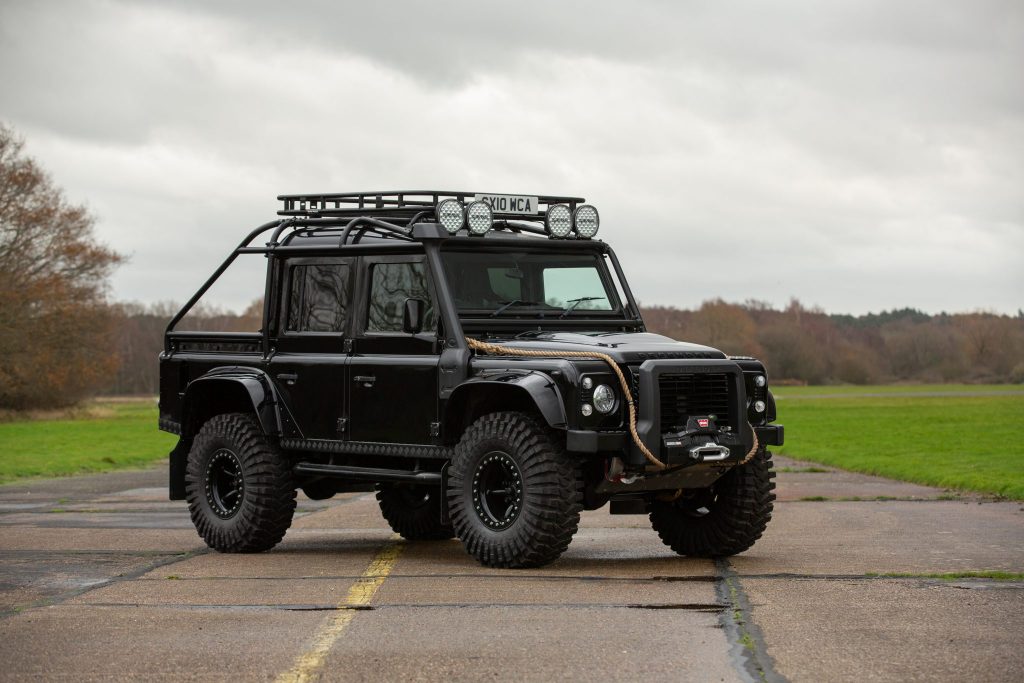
559, 297, 602, 318
490, 300, 542, 317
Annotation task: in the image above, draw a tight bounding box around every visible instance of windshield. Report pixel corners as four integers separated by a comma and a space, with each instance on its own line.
441, 251, 620, 314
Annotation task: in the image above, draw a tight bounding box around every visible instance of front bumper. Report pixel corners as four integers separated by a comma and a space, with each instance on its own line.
756, 424, 784, 447
566, 422, 783, 456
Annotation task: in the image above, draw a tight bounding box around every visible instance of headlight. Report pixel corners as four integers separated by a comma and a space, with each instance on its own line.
574, 205, 600, 238
754, 374, 766, 388
545, 204, 572, 238
592, 384, 616, 413
465, 200, 493, 235
437, 199, 464, 234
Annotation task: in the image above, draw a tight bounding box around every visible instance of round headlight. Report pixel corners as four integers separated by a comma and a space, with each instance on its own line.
437, 199, 464, 234
593, 384, 616, 413
465, 200, 493, 235
754, 375, 766, 388
574, 205, 600, 238
545, 204, 572, 238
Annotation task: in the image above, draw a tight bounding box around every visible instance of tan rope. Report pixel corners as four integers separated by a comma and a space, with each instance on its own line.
465, 337, 762, 471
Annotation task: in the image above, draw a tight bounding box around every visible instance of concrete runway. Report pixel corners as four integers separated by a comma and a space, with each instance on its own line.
0, 457, 1021, 682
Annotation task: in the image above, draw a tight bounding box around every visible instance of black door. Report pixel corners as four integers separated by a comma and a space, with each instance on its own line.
269, 257, 353, 440
348, 255, 440, 444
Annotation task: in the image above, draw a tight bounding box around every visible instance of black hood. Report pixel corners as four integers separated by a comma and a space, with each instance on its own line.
486, 331, 727, 363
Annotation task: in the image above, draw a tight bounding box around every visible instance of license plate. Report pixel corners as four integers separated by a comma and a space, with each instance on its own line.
473, 194, 539, 215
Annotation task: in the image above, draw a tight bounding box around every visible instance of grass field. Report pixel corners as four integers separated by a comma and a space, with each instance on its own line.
774, 384, 1023, 397
773, 386, 1024, 500
0, 400, 176, 485
1, 387, 1022, 499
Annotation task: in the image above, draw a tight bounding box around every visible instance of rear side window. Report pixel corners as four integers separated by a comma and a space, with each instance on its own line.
286, 262, 350, 333
367, 262, 436, 333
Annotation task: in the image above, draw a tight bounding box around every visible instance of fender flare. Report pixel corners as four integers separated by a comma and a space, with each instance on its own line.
169, 368, 284, 501
181, 366, 283, 438
443, 370, 567, 438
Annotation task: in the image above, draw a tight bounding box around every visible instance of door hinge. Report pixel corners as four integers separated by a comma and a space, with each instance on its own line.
336, 418, 348, 434
429, 422, 440, 437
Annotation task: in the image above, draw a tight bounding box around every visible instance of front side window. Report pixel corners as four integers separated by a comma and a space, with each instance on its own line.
367, 262, 436, 332
286, 262, 350, 333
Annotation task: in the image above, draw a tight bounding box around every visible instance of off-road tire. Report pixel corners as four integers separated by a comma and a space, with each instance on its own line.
448, 412, 582, 568
376, 485, 455, 540
185, 413, 296, 553
649, 447, 776, 557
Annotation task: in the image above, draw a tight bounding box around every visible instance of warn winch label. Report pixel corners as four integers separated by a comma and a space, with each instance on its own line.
474, 194, 539, 215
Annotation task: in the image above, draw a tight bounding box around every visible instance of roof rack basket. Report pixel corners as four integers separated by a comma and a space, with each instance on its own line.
277, 190, 585, 226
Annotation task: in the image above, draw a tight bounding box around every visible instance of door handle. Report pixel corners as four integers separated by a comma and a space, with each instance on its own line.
353, 375, 376, 386
276, 373, 298, 386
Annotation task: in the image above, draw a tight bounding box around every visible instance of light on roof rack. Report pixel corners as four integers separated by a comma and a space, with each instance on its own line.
436, 199, 464, 234
545, 204, 572, 238
574, 205, 600, 238
465, 200, 493, 235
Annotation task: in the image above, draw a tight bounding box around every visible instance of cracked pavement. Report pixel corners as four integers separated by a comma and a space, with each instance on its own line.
0, 456, 1021, 682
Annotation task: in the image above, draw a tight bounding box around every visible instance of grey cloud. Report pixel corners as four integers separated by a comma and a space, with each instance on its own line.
0, 0, 1021, 314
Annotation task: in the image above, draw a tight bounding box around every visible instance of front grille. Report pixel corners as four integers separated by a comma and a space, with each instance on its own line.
659, 373, 732, 432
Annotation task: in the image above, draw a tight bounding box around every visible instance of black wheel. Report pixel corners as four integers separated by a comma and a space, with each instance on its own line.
376, 484, 455, 540
649, 447, 776, 557
185, 413, 296, 553
448, 412, 582, 568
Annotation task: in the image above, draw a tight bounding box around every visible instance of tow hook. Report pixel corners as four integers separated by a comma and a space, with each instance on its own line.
688, 442, 731, 462
606, 456, 644, 485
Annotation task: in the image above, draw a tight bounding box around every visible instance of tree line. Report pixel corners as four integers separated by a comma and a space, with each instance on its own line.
93, 299, 1024, 397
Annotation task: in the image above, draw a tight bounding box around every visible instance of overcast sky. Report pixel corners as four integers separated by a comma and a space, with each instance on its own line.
1, 0, 1021, 315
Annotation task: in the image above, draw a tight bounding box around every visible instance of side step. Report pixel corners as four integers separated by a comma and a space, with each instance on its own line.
293, 462, 442, 485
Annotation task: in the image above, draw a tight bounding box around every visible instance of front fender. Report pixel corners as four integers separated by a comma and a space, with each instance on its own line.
444, 370, 567, 437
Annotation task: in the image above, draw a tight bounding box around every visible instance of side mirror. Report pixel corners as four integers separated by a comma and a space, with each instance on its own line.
402, 298, 426, 334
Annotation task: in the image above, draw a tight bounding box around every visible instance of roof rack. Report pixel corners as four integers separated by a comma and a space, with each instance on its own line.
277, 190, 585, 224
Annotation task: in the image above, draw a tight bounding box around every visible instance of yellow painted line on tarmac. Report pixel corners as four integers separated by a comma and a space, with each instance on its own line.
276, 536, 404, 683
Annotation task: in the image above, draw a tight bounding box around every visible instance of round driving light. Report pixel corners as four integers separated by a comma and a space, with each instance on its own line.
437, 199, 464, 234
582, 377, 594, 390
465, 200, 493, 235
754, 375, 766, 388
574, 205, 600, 238
593, 384, 616, 413
581, 403, 594, 417
545, 204, 572, 238
753, 400, 766, 413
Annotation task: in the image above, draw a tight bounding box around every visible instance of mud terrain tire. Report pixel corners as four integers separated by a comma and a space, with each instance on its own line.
448, 412, 582, 568
649, 447, 776, 557
185, 412, 296, 553
376, 485, 455, 540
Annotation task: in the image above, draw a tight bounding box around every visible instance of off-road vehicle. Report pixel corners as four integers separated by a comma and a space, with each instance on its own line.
159, 191, 783, 568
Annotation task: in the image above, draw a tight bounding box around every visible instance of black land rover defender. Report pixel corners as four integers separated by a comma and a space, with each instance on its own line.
159, 191, 783, 568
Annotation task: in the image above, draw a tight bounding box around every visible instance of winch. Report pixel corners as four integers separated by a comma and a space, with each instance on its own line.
661, 415, 745, 466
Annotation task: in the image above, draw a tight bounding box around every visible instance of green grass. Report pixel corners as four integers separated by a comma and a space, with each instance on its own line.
773, 384, 1022, 397
2, 384, 1023, 500
775, 387, 1024, 500
0, 400, 175, 484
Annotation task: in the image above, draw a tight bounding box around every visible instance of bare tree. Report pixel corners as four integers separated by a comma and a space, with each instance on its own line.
0, 124, 123, 408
